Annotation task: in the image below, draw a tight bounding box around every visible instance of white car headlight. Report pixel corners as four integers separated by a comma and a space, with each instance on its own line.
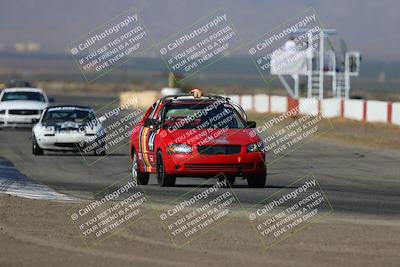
166, 144, 192, 154
43, 126, 55, 136
0, 109, 6, 115
84, 126, 97, 136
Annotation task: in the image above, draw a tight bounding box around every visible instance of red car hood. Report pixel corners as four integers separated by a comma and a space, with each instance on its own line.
164, 128, 260, 146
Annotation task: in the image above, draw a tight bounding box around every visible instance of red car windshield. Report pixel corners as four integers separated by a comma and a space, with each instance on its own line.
162, 102, 246, 129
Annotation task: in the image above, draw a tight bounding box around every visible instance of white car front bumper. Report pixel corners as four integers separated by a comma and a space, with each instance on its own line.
36, 132, 104, 152
0, 113, 41, 127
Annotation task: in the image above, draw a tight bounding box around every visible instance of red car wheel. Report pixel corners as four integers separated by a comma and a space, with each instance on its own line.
246, 171, 267, 188
156, 151, 176, 187
131, 149, 149, 185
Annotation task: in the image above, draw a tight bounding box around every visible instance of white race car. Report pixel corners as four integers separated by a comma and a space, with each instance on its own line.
0, 87, 50, 127
32, 105, 106, 156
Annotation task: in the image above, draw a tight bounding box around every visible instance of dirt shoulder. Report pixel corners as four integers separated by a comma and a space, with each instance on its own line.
0, 195, 399, 267
251, 113, 400, 151
317, 118, 400, 150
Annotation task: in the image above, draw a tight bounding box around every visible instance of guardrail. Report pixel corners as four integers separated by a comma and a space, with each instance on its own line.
227, 94, 400, 126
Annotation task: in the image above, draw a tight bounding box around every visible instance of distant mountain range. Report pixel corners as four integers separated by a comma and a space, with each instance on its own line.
0, 53, 399, 92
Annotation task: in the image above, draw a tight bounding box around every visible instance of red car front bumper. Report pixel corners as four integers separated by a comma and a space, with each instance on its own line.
163, 150, 266, 177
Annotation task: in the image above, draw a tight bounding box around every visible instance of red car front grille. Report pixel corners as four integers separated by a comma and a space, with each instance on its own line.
198, 145, 241, 155
185, 164, 254, 171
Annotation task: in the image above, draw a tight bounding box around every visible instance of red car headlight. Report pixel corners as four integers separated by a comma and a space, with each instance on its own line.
247, 143, 264, 153
166, 144, 193, 154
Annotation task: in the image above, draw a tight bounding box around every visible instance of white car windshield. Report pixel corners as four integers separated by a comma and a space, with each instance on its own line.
42, 109, 95, 124
1, 91, 46, 102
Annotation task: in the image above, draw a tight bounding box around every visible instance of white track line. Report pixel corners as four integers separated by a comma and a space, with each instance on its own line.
0, 177, 78, 201
0, 161, 79, 202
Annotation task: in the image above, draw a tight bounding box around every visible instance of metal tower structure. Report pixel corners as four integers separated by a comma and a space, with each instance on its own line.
270, 28, 361, 99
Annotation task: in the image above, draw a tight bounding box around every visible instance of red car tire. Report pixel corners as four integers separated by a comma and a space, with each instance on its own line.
157, 151, 176, 187
246, 171, 267, 188
131, 148, 149, 185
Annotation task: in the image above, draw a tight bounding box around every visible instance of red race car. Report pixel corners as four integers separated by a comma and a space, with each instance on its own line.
129, 91, 266, 187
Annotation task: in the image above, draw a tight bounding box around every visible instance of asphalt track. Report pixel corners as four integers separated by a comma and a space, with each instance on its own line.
0, 94, 399, 218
